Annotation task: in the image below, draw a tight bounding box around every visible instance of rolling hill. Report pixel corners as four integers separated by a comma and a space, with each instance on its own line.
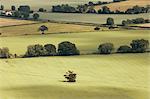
94, 0, 150, 11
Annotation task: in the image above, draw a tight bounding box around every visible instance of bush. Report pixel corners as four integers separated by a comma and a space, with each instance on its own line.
117, 45, 132, 53
130, 39, 149, 53
38, 8, 46, 12
25, 44, 47, 57
44, 44, 56, 56
64, 70, 77, 82
0, 47, 10, 58
33, 13, 40, 20
98, 43, 114, 54
94, 27, 100, 30
58, 41, 80, 56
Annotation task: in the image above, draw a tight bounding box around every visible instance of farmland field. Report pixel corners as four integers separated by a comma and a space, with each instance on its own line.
37, 13, 150, 24
0, 21, 95, 36
94, 0, 150, 11
0, 18, 38, 27
0, 30, 149, 55
0, 53, 149, 99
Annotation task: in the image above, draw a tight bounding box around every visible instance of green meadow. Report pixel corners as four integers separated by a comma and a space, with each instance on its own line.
0, 30, 149, 55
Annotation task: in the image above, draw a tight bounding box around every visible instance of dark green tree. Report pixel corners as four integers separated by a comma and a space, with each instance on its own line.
98, 43, 114, 54
0, 5, 4, 10
11, 5, 16, 11
33, 13, 39, 20
25, 44, 47, 57
117, 45, 132, 53
130, 39, 149, 53
0, 47, 10, 58
44, 44, 56, 56
106, 17, 114, 25
58, 41, 80, 56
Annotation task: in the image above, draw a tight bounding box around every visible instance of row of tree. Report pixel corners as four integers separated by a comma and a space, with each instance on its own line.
24, 41, 80, 57
98, 39, 149, 54
94, 5, 150, 14
0, 39, 149, 59
51, 4, 150, 14
122, 18, 150, 26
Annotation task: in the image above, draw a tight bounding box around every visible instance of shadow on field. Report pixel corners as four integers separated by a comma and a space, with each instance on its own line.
1, 85, 148, 99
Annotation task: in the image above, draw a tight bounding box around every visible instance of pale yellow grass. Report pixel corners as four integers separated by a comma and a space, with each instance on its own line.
0, 18, 37, 27
0, 54, 149, 99
94, 0, 150, 11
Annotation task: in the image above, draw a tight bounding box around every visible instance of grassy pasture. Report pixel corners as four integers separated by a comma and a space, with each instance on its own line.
37, 13, 150, 24
0, 53, 149, 99
0, 30, 149, 55
0, 22, 95, 36
94, 0, 150, 11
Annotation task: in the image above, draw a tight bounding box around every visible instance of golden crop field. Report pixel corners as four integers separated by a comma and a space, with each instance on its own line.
94, 0, 150, 11
0, 18, 38, 27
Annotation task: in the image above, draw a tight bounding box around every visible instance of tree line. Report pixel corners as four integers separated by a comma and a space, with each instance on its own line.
122, 18, 150, 26
52, 4, 150, 14
0, 39, 149, 59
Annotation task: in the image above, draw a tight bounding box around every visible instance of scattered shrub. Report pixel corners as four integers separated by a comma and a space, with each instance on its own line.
94, 27, 100, 30
98, 43, 114, 54
64, 70, 77, 82
58, 41, 80, 56
117, 45, 132, 53
130, 39, 149, 53
38, 8, 46, 12
0, 47, 10, 58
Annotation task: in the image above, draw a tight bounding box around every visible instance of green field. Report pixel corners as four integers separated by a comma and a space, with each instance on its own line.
0, 30, 149, 55
0, 16, 150, 99
0, 53, 149, 99
37, 13, 150, 24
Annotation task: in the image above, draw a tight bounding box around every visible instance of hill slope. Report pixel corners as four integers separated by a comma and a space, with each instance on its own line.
94, 0, 150, 11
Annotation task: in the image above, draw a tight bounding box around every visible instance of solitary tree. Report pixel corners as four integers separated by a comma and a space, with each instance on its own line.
0, 47, 10, 58
0, 5, 4, 10
64, 70, 77, 82
38, 25, 48, 34
33, 13, 39, 20
11, 5, 16, 11
106, 17, 114, 25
